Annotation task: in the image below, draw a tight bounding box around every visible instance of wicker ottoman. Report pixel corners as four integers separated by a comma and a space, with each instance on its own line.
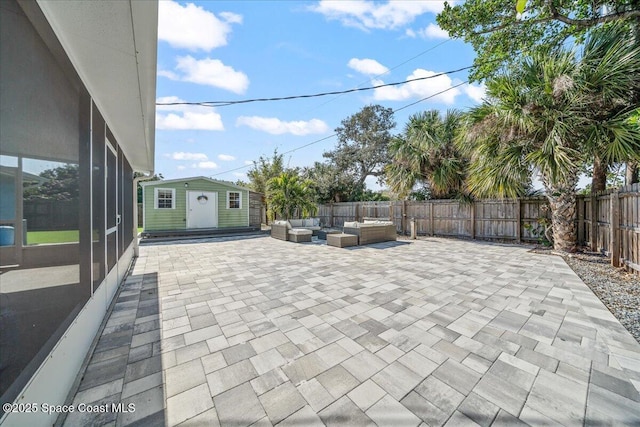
327, 233, 358, 248
317, 229, 341, 240
288, 228, 312, 243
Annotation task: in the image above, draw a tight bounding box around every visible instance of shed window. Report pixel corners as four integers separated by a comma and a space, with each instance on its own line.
227, 191, 241, 209
155, 188, 175, 209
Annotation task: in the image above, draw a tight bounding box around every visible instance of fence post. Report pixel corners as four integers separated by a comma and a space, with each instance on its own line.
590, 194, 597, 251
576, 196, 584, 246
515, 199, 521, 243
470, 201, 476, 240
330, 203, 334, 228
610, 190, 620, 267
402, 200, 407, 236
429, 202, 434, 236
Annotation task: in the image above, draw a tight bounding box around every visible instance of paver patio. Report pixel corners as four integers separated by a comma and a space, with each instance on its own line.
63, 236, 640, 426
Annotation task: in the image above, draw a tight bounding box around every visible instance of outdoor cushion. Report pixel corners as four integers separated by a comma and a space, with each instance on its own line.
343, 221, 359, 228
289, 219, 304, 228
288, 228, 312, 235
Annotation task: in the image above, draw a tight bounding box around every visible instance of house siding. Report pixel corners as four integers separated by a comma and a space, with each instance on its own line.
143, 178, 249, 231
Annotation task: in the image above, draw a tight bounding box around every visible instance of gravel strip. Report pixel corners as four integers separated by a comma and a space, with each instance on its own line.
533, 248, 640, 343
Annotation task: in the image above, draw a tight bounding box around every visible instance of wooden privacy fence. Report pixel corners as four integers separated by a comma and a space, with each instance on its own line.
577, 183, 639, 273
317, 183, 639, 274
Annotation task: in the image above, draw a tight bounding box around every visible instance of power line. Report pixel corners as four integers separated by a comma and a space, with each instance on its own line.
307, 39, 451, 112
210, 81, 468, 177
159, 64, 473, 108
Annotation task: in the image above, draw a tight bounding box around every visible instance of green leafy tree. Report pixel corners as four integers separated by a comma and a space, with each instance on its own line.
247, 150, 287, 224
302, 162, 365, 203
437, 0, 640, 81
24, 164, 79, 200
386, 110, 469, 199
577, 24, 640, 192
324, 105, 395, 189
460, 27, 640, 252
246, 150, 285, 195
266, 171, 317, 220
462, 50, 581, 252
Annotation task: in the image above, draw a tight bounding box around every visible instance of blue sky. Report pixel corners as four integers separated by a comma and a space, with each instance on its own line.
154, 0, 487, 189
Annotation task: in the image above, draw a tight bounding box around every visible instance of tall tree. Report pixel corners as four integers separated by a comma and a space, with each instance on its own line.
461, 28, 640, 252
266, 171, 316, 220
437, 0, 640, 81
324, 105, 395, 189
246, 150, 285, 195
463, 50, 582, 251
578, 24, 640, 192
386, 110, 468, 199
302, 162, 364, 203
24, 164, 79, 201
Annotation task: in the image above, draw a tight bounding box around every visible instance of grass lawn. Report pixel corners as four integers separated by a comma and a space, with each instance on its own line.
27, 227, 143, 244
27, 230, 79, 244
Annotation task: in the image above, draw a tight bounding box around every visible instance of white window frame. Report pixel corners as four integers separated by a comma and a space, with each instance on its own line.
226, 191, 242, 209
155, 188, 176, 209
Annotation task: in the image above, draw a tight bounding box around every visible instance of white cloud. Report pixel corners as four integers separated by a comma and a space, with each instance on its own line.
158, 1, 242, 51
156, 96, 224, 131
309, 1, 445, 31
157, 69, 179, 80
373, 69, 461, 104
465, 83, 487, 103
177, 165, 187, 171
406, 23, 449, 39
219, 11, 243, 24
167, 152, 208, 161
162, 56, 249, 94
348, 58, 389, 76
193, 161, 218, 169
157, 112, 225, 130
244, 160, 254, 165
236, 116, 329, 136
233, 172, 246, 178
218, 154, 236, 161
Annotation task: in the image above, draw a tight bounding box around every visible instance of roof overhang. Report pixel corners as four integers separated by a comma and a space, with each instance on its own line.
36, 0, 157, 173
140, 176, 253, 192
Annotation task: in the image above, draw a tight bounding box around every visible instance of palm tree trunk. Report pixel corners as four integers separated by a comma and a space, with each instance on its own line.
591, 156, 607, 193
626, 161, 638, 185
543, 176, 579, 253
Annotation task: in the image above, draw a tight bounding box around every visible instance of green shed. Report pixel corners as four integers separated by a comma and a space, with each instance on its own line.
141, 177, 253, 232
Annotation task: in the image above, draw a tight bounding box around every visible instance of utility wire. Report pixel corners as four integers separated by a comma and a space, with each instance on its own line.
159, 63, 473, 108
307, 39, 451, 112
210, 81, 469, 177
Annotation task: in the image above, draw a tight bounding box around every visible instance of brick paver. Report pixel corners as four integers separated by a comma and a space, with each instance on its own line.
64, 236, 640, 426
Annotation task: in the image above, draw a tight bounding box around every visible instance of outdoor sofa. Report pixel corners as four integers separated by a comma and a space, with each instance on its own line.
343, 220, 397, 245
287, 218, 321, 233
270, 218, 320, 242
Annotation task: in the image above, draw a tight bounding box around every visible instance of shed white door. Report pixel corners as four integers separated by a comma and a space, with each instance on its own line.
187, 191, 218, 228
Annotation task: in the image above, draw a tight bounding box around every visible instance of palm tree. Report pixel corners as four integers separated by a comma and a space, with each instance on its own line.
461, 24, 640, 252
462, 49, 585, 252
266, 172, 317, 220
578, 24, 640, 192
386, 110, 468, 199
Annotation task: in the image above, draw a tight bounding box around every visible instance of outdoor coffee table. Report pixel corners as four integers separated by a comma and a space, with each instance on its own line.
327, 233, 358, 248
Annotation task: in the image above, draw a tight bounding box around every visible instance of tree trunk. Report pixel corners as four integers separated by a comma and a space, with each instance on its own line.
626, 161, 638, 185
591, 156, 607, 193
543, 175, 579, 253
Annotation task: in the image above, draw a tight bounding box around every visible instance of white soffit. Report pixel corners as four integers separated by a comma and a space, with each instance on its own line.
36, 0, 157, 173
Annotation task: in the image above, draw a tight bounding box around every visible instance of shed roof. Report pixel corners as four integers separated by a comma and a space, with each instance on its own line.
139, 176, 252, 192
